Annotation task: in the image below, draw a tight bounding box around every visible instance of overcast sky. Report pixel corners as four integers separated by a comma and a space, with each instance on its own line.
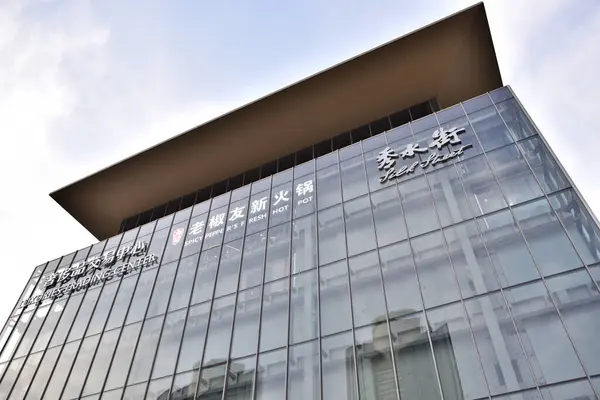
1, 0, 599, 325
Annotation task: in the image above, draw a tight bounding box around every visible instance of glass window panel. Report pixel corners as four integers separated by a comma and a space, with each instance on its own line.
464, 293, 535, 396
319, 261, 352, 336
100, 389, 123, 400
172, 371, 197, 400
477, 209, 540, 287
386, 134, 425, 182
593, 377, 600, 399
193, 199, 211, 217
292, 214, 317, 275
146, 376, 172, 400
354, 323, 397, 400
437, 115, 483, 163
125, 268, 158, 324
411, 231, 460, 308
122, 382, 147, 400
513, 198, 583, 276
398, 175, 439, 237
8, 352, 41, 400
318, 205, 346, 266
469, 105, 514, 152
444, 221, 500, 298
252, 177, 272, 194
31, 300, 65, 352
390, 312, 442, 400
493, 389, 541, 400
344, 196, 377, 256
437, 104, 466, 125
146, 261, 178, 318
82, 329, 120, 396
152, 309, 186, 379
0, 316, 18, 359
177, 302, 210, 373
505, 281, 585, 384
24, 346, 60, 400
317, 164, 342, 210
548, 190, 600, 265
255, 350, 286, 400
540, 379, 596, 399
191, 247, 220, 305
181, 213, 208, 258
0, 357, 24, 399
169, 254, 199, 311
489, 87, 513, 103
104, 322, 142, 390
463, 93, 493, 113
239, 231, 267, 290
0, 311, 30, 362
105, 275, 136, 330
545, 270, 600, 375
428, 165, 474, 227
247, 192, 270, 235
14, 305, 49, 358
139, 220, 157, 237
486, 144, 543, 207
269, 182, 293, 227
518, 136, 569, 195
61, 334, 101, 399
427, 303, 489, 400
379, 241, 422, 317
295, 160, 315, 178
196, 363, 225, 399
43, 340, 80, 399
147, 228, 169, 264
289, 270, 318, 344
230, 289, 261, 359
349, 251, 387, 327
203, 206, 228, 249
340, 142, 361, 160
127, 316, 163, 384
340, 155, 368, 201
317, 151, 338, 171
456, 154, 508, 216
370, 186, 408, 247
259, 278, 289, 352
288, 340, 319, 400
321, 331, 357, 400
174, 206, 193, 224
364, 146, 394, 192
203, 294, 236, 366
225, 198, 249, 243
215, 240, 243, 297
496, 98, 536, 141
67, 287, 101, 341
386, 124, 411, 143
49, 294, 83, 347
86, 281, 118, 336
265, 222, 291, 282
225, 356, 255, 400
293, 174, 316, 219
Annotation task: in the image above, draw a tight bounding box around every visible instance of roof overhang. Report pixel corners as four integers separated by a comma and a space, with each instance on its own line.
51, 2, 502, 240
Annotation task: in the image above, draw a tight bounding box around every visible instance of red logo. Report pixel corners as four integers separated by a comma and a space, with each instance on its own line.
172, 228, 184, 245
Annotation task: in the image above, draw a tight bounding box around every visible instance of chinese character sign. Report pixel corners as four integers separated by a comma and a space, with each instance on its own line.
377, 126, 472, 183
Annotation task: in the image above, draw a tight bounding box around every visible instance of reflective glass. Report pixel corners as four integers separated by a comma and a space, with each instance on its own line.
67, 287, 100, 341
171, 371, 197, 400
239, 231, 267, 290
456, 154, 508, 215
122, 382, 147, 400
379, 241, 422, 317
317, 164, 342, 209
203, 206, 228, 249
293, 174, 316, 218
100, 389, 123, 400
469, 105, 514, 151
8, 351, 41, 400
513, 198, 583, 275
49, 294, 83, 347
82, 328, 120, 396
24, 346, 60, 399
224, 198, 249, 243
169, 254, 199, 311
427, 165, 474, 226
61, 334, 100, 399
321, 331, 357, 400
255, 349, 286, 400
489, 87, 513, 103
340, 155, 368, 201
289, 269, 318, 344
225, 355, 255, 400
43, 340, 80, 399
370, 186, 407, 247
152, 309, 186, 379
344, 195, 377, 256
177, 302, 210, 373
191, 247, 220, 305
147, 228, 169, 263
196, 363, 226, 399
505, 281, 585, 384
104, 322, 142, 390
125, 268, 158, 324
438, 115, 483, 162
203, 294, 235, 366
349, 251, 387, 327
495, 98, 536, 141
427, 303, 489, 400
364, 146, 391, 192
540, 379, 597, 399
165, 221, 190, 263
265, 222, 291, 282
127, 316, 163, 384
86, 281, 118, 336
398, 175, 439, 237
147, 376, 172, 400
31, 300, 65, 353
14, 305, 49, 358
318, 205, 346, 266
215, 240, 243, 297
259, 278, 289, 352
291, 214, 317, 274
518, 136, 569, 195
288, 340, 319, 400
230, 288, 261, 359
0, 357, 24, 398
355, 323, 397, 400
269, 182, 293, 227
147, 261, 178, 318
181, 213, 208, 258
247, 191, 270, 235
105, 275, 136, 330
319, 260, 352, 336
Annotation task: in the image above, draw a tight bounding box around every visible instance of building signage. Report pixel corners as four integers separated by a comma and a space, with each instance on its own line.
19, 241, 159, 308
377, 126, 472, 183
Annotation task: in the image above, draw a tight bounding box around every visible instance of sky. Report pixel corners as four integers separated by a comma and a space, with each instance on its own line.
1, 0, 599, 325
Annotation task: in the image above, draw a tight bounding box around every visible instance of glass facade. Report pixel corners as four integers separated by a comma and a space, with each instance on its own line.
1, 86, 600, 399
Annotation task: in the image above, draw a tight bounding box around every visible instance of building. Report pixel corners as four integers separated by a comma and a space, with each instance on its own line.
1, 2, 600, 399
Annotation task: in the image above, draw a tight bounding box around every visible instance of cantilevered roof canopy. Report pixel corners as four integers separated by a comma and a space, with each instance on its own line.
51, 2, 502, 240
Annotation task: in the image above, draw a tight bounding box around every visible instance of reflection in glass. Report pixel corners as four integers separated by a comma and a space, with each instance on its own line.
518, 136, 569, 195
225, 356, 255, 400
152, 309, 186, 379
539, 379, 597, 399
82, 329, 120, 396
122, 382, 147, 400
293, 174, 316, 219
269, 183, 293, 227
289, 270, 318, 344
225, 198, 249, 243
247, 192, 270, 235
354, 323, 397, 400
495, 98, 536, 141
25, 346, 60, 399
288, 340, 319, 400
197, 363, 226, 400
171, 371, 197, 400
99, 389, 123, 400
340, 155, 368, 201
239, 231, 267, 290
230, 289, 261, 359
105, 276, 136, 330
127, 316, 163, 384
43, 340, 80, 399
191, 248, 220, 305
62, 334, 101, 399
163, 221, 188, 263
427, 165, 473, 227
317, 164, 342, 210
86, 281, 118, 336
177, 302, 210, 373
259, 278, 289, 352
203, 206, 228, 249
379, 241, 422, 317
370, 186, 407, 247
67, 287, 100, 341
319, 261, 352, 336
14, 305, 49, 358
203, 294, 235, 366
255, 349, 286, 400
147, 375, 172, 400
265, 222, 291, 282
7, 352, 41, 400
215, 240, 243, 297
49, 294, 83, 347
318, 205, 346, 266
126, 268, 158, 324
104, 322, 142, 390
398, 176, 439, 237
321, 331, 357, 400
456, 154, 508, 216
292, 215, 317, 274
0, 357, 24, 398
147, 261, 178, 318
349, 251, 387, 327
469, 105, 514, 152
169, 254, 199, 311
344, 195, 377, 256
